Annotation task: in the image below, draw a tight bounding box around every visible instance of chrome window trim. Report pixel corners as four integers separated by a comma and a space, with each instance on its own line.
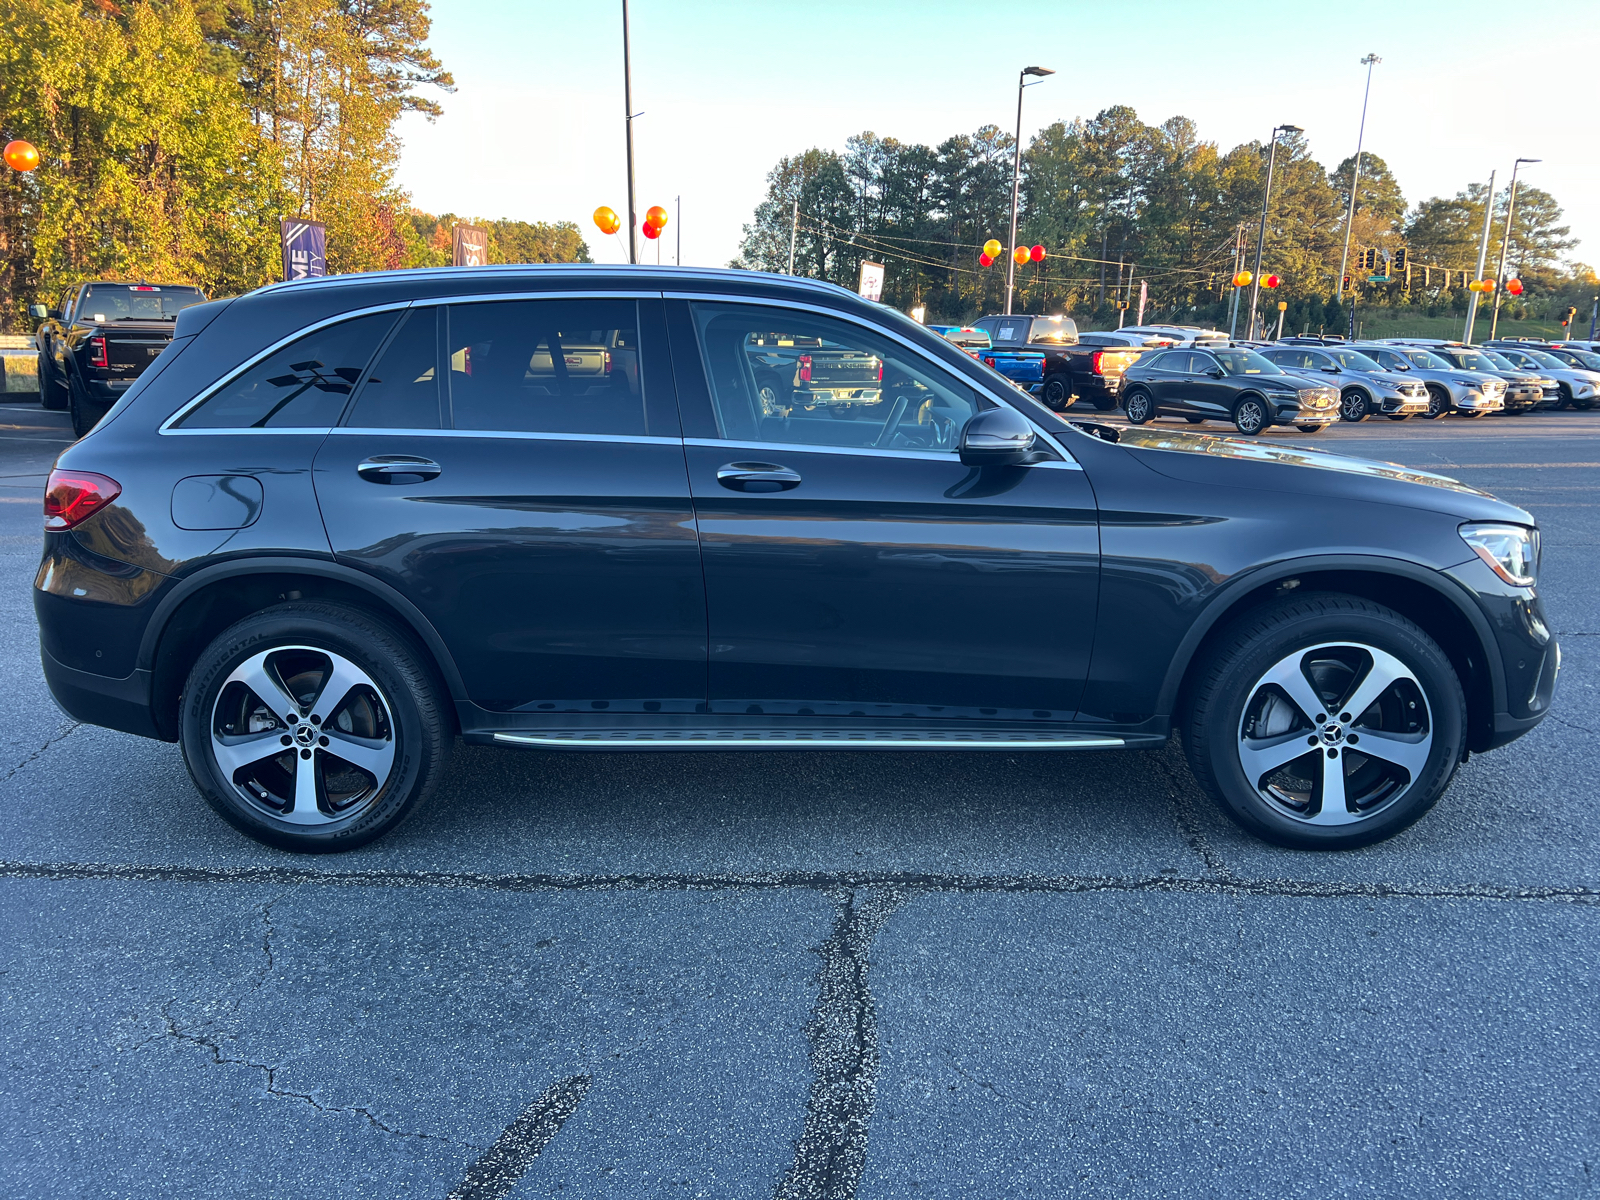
158, 290, 667, 435
330, 427, 681, 447
685, 437, 1081, 470
672, 292, 1080, 467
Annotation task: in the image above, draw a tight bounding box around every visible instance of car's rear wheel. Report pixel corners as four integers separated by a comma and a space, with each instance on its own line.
180, 602, 450, 852
1339, 388, 1369, 422
1123, 388, 1154, 424
1232, 395, 1269, 435
1092, 396, 1119, 412
1039, 374, 1073, 411
67, 373, 108, 438
1183, 592, 1465, 850
38, 353, 67, 411
1423, 385, 1451, 419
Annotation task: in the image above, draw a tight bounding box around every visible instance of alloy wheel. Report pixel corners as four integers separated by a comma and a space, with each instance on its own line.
1125, 390, 1152, 423
1234, 398, 1267, 434
1236, 642, 1432, 827
210, 645, 398, 827
1340, 390, 1368, 422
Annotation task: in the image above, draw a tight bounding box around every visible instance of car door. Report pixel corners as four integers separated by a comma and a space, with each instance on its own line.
312, 295, 708, 716
667, 298, 1100, 722
1179, 350, 1232, 415
1142, 351, 1190, 412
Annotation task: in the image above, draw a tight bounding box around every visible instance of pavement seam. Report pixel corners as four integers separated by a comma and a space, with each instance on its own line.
1156, 749, 1234, 881
446, 1075, 592, 1200
2, 859, 1596, 905
155, 1001, 485, 1149
776, 888, 904, 1200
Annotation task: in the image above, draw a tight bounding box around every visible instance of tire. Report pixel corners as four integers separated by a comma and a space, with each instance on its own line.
67, 372, 108, 438
179, 601, 451, 853
38, 353, 68, 411
1123, 388, 1154, 424
755, 373, 789, 416
1422, 385, 1451, 420
1295, 424, 1328, 434
1039, 373, 1073, 412
1092, 396, 1119, 412
1386, 414, 1410, 421
1339, 388, 1370, 423
1184, 415, 1206, 424
1457, 409, 1487, 419
1182, 591, 1466, 850
1232, 394, 1269, 435
1556, 384, 1572, 411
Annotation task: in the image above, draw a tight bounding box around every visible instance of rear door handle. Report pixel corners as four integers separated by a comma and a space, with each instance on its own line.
357, 455, 441, 485
716, 461, 802, 493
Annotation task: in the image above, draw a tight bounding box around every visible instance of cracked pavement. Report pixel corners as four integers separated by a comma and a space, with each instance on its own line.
2, 405, 1598, 1198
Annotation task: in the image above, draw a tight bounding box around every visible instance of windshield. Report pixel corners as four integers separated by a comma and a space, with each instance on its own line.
1480, 350, 1521, 370
1213, 349, 1285, 376
1445, 350, 1499, 371
1517, 348, 1566, 369
941, 328, 990, 349
79, 284, 206, 321
1401, 348, 1453, 370
1562, 349, 1600, 370
1328, 348, 1382, 372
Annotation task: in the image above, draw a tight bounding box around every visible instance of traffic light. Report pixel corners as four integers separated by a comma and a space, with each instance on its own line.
1393, 247, 1407, 272
1565, 306, 1578, 331
1362, 248, 1379, 272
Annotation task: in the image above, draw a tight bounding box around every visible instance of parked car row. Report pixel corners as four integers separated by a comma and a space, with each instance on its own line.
930, 315, 1600, 436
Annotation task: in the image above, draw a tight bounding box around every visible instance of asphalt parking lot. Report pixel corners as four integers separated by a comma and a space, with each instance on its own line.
3, 403, 1597, 1199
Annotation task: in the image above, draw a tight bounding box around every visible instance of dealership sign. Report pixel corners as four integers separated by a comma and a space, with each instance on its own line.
279, 219, 327, 282
453, 224, 489, 268
858, 261, 885, 302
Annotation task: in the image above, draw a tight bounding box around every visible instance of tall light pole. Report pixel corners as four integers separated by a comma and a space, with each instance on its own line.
1335, 54, 1380, 303
1248, 124, 1301, 339
1463, 170, 1496, 344
1006, 65, 1054, 316
621, 0, 638, 265
1488, 157, 1539, 341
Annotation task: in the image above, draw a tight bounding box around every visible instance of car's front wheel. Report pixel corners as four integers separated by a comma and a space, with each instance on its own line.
1183, 592, 1466, 850
180, 602, 451, 852
1232, 395, 1269, 435
1123, 387, 1154, 424
1423, 385, 1451, 419
1039, 374, 1073, 411
1339, 389, 1370, 422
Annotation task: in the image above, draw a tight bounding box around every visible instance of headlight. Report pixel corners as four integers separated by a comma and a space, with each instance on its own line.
1452, 377, 1476, 387
1460, 523, 1538, 587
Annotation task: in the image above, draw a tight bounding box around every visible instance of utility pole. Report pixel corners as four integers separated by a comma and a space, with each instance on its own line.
1249, 125, 1300, 341
787, 192, 799, 274
1228, 224, 1245, 338
1463, 170, 1496, 344
1489, 157, 1539, 341
621, 0, 638, 265
1336, 55, 1381, 303
1006, 66, 1054, 315
675, 195, 680, 266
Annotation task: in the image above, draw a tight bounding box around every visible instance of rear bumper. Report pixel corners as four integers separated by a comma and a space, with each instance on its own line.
40, 644, 165, 741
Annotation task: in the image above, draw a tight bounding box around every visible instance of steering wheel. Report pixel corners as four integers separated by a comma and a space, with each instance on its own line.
874, 394, 910, 448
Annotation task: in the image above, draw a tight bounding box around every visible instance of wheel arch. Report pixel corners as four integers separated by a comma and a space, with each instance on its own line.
1163, 556, 1505, 753
141, 557, 467, 742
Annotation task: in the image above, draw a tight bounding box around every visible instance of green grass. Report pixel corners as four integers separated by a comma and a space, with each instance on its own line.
1300, 312, 1577, 342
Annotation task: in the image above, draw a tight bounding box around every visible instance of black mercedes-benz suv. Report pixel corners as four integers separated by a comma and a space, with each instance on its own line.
35, 266, 1558, 853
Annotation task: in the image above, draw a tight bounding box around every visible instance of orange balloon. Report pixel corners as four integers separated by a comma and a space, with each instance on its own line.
1012, 245, 1030, 266
645, 205, 669, 229
593, 206, 621, 235
1481, 279, 1496, 293
1507, 278, 1524, 296
4, 140, 40, 172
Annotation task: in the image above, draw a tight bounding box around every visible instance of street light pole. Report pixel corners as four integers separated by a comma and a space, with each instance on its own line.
1489, 157, 1539, 341
1336, 54, 1380, 303
621, 0, 638, 265
1006, 66, 1054, 316
1463, 170, 1496, 344
1248, 124, 1300, 340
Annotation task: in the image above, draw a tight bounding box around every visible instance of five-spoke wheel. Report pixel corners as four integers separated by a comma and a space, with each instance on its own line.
181, 602, 449, 852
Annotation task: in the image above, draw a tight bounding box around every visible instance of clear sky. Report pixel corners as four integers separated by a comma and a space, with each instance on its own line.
395, 0, 1600, 274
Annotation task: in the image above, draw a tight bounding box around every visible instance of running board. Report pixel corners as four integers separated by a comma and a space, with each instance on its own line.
491, 728, 1126, 750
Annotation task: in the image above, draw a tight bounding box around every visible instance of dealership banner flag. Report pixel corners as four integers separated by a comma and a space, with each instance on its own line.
857, 261, 885, 303
280, 219, 327, 282
453, 224, 489, 267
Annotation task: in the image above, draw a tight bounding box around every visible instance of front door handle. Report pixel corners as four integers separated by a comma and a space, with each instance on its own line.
357, 455, 441, 485
716, 461, 802, 493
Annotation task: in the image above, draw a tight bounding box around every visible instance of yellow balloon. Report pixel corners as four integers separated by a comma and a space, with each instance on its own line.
593, 206, 621, 235
983, 239, 1002, 259
1233, 270, 1252, 287
1468, 279, 1483, 292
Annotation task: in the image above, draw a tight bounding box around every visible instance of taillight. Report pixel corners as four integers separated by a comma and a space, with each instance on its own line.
984, 356, 997, 368
797, 354, 812, 383
603, 349, 613, 374
44, 469, 121, 530
88, 335, 108, 368
874, 359, 883, 382
1091, 350, 1104, 374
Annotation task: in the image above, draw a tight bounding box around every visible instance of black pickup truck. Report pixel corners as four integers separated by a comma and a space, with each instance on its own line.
968, 313, 1145, 411
31, 281, 208, 436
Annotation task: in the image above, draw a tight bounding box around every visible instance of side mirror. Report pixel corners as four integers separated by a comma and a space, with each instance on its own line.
28, 304, 48, 320
1207, 367, 1225, 378
959, 406, 1036, 466
1323, 365, 1341, 373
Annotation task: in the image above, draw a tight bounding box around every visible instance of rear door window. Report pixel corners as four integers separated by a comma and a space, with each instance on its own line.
344, 308, 442, 429
173, 311, 397, 430
444, 299, 646, 435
